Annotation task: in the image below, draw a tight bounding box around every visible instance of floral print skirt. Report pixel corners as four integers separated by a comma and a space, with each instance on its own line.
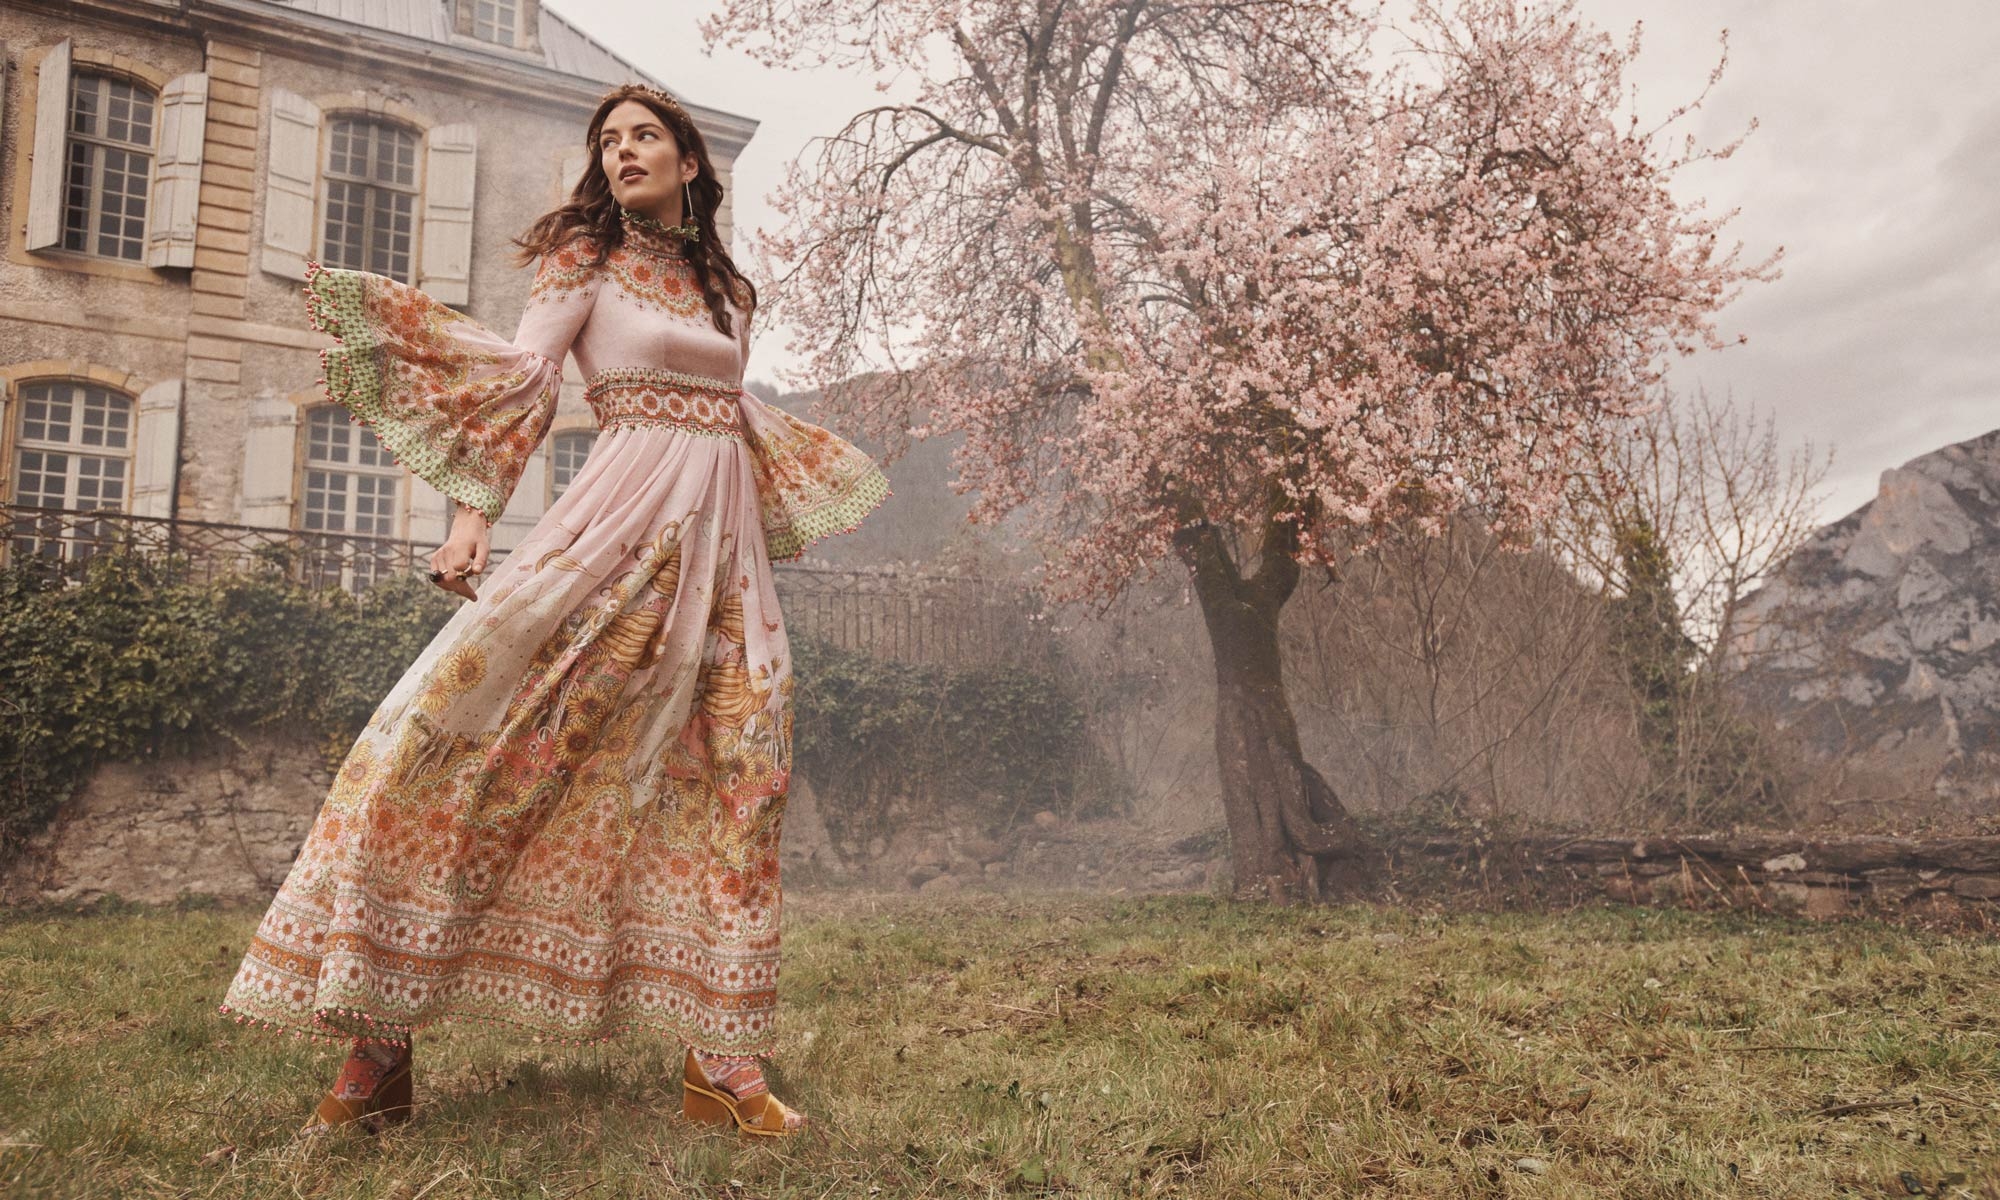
218, 422, 793, 1054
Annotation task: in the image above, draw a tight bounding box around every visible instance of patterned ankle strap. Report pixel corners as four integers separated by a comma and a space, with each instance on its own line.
695, 1051, 768, 1099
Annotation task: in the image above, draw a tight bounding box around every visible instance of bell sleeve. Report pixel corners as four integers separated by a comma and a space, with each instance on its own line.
733, 299, 891, 561
301, 236, 604, 523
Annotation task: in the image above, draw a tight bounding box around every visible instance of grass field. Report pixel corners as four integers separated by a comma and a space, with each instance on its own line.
1, 892, 1996, 1198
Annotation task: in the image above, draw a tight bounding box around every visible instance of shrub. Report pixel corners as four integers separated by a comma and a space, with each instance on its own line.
0, 552, 1108, 865
790, 633, 1109, 857
0, 551, 457, 861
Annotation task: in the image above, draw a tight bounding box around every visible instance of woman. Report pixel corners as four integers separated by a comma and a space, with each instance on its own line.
216, 83, 886, 1138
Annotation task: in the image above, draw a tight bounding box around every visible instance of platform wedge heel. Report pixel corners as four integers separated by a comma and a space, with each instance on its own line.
680, 1048, 806, 1137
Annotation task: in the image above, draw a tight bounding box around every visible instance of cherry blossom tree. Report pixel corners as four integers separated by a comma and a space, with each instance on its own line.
706, 0, 1781, 902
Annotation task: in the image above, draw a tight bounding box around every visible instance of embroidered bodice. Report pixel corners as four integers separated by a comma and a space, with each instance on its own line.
516, 209, 749, 389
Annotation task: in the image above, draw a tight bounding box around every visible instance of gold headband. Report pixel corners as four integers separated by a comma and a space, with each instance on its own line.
605, 83, 690, 119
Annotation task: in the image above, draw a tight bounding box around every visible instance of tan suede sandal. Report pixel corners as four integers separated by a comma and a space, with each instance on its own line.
300, 1049, 413, 1135
680, 1049, 807, 1137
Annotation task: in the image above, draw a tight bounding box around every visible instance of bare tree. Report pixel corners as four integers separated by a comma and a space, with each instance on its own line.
1561, 384, 1833, 662
1287, 518, 1645, 829
1555, 385, 1833, 824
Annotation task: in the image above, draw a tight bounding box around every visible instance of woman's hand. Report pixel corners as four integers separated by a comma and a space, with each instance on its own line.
427, 503, 490, 600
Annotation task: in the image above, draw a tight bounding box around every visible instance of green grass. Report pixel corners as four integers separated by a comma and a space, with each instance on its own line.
1, 893, 1996, 1198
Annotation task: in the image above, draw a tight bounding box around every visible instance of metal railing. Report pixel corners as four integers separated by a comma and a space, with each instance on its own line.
0, 503, 1051, 669
4, 503, 432, 592
776, 561, 1054, 668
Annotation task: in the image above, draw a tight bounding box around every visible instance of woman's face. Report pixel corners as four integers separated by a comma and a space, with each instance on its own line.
598, 99, 693, 216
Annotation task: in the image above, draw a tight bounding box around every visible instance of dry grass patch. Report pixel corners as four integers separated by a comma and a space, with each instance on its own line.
0, 892, 1996, 1198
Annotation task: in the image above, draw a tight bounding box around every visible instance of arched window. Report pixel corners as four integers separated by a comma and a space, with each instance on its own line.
11, 380, 135, 510
302, 406, 399, 535
321, 117, 420, 282
61, 71, 156, 261
550, 429, 597, 502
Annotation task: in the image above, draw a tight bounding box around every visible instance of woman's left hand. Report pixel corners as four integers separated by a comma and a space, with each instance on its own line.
427, 505, 491, 600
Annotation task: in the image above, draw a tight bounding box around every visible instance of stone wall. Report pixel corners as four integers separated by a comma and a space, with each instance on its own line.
0, 730, 846, 907
1408, 833, 2000, 921
0, 734, 328, 905
8, 723, 1995, 921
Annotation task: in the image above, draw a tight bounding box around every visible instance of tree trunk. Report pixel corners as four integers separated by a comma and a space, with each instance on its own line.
1174, 519, 1374, 905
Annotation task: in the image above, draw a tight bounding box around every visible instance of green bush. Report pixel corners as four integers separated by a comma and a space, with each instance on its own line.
0, 551, 1109, 866
0, 551, 458, 862
790, 632, 1111, 857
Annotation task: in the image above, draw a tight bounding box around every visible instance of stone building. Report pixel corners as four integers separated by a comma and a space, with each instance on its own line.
0, 0, 756, 558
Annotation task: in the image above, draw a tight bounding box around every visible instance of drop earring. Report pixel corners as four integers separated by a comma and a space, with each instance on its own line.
662, 179, 700, 243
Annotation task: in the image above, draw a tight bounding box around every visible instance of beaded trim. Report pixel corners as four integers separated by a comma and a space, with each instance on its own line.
590, 365, 737, 392
763, 466, 892, 563
585, 366, 744, 439
619, 206, 695, 257
214, 1000, 773, 1055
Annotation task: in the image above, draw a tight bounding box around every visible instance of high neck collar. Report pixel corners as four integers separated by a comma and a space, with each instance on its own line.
618, 206, 691, 260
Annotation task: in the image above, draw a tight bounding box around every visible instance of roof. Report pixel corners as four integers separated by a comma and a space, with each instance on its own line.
260, 0, 670, 91
538, 4, 666, 88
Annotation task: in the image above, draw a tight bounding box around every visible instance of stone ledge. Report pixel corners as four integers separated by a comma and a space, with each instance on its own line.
0, 734, 332, 907
1410, 832, 2000, 921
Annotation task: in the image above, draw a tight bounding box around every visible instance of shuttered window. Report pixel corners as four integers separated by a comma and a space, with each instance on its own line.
321, 117, 420, 283
61, 72, 155, 261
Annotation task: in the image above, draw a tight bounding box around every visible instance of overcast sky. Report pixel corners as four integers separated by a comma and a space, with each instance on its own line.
556, 0, 1998, 526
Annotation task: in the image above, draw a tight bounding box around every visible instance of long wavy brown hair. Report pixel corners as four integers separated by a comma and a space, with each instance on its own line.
514, 85, 756, 339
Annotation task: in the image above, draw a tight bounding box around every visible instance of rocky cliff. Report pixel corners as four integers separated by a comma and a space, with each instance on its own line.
1729, 428, 2000, 816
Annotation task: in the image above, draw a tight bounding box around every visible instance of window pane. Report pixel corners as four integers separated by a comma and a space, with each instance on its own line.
354, 474, 397, 536
328, 120, 358, 176
21, 384, 74, 443
304, 468, 349, 532
379, 127, 417, 188
355, 423, 391, 469
322, 180, 366, 272
12, 383, 135, 512
61, 142, 94, 253
474, 0, 520, 44
323, 119, 419, 283
62, 74, 154, 261
68, 76, 101, 135
77, 388, 132, 449
551, 430, 597, 498
15, 450, 70, 508
74, 456, 127, 508
303, 407, 398, 533
307, 406, 354, 465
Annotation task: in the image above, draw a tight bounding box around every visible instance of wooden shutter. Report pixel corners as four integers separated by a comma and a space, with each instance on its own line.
408, 479, 450, 550
261, 88, 321, 281
145, 72, 208, 269
419, 122, 477, 305
130, 379, 184, 518
240, 396, 301, 527
556, 146, 589, 204
25, 38, 72, 251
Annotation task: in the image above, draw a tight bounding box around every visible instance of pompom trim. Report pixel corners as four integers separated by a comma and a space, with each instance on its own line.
763, 467, 893, 564
215, 1001, 778, 1057
302, 259, 536, 526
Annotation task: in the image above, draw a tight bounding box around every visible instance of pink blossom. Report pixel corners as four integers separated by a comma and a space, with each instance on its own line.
706, 0, 1779, 600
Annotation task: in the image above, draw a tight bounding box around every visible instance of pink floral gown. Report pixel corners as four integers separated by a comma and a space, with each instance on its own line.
217, 212, 887, 1054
